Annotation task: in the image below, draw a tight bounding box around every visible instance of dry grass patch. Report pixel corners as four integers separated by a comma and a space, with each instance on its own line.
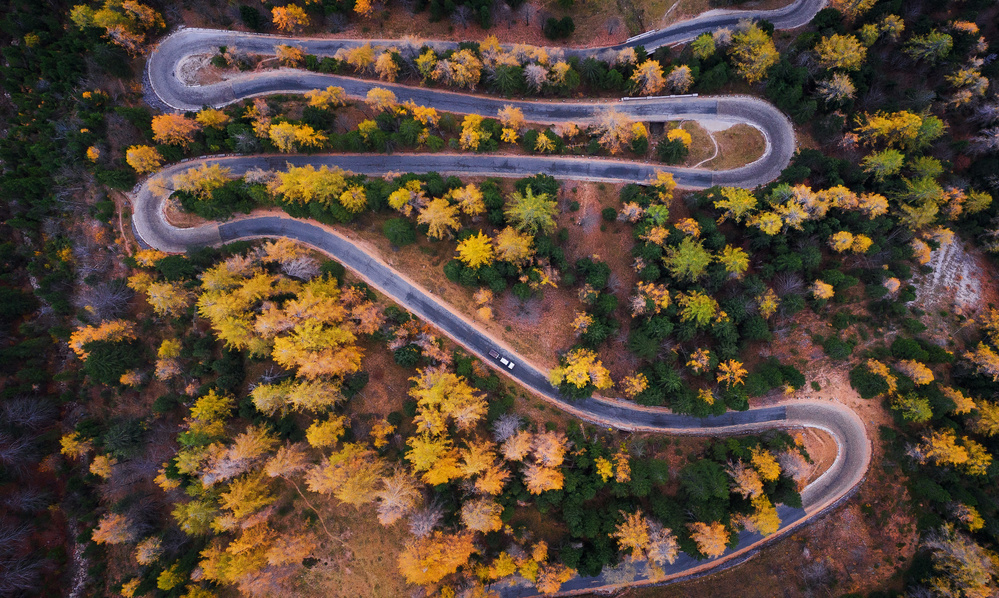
703, 123, 766, 170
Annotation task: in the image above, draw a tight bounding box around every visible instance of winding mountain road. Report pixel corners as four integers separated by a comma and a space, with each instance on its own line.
131, 155, 868, 596
132, 1, 871, 595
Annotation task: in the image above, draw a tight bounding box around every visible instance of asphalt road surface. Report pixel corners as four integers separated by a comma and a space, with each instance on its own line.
130, 153, 870, 596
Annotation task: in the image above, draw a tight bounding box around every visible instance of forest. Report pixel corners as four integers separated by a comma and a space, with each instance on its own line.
0, 0, 998, 596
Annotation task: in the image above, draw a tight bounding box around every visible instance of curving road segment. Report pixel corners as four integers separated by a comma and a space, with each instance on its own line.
130, 155, 869, 596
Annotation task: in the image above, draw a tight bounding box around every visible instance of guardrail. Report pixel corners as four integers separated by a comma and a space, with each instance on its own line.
625, 29, 660, 43
621, 93, 699, 101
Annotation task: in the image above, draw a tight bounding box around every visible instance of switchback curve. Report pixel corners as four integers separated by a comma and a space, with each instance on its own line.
129, 155, 870, 596
145, 28, 799, 188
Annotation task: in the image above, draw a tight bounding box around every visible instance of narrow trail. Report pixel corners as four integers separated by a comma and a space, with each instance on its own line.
128, 1, 871, 595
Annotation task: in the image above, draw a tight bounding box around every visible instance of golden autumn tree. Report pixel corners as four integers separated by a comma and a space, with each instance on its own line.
456, 231, 495, 269
271, 5, 309, 31
151, 113, 201, 146
375, 468, 422, 525
305, 443, 385, 507
409, 368, 488, 435
195, 108, 230, 129
417, 197, 461, 240
398, 531, 478, 585
814, 34, 867, 70
174, 163, 231, 199
305, 86, 348, 109
630, 60, 666, 95
92, 513, 140, 545
126, 145, 163, 173
728, 24, 779, 84
493, 227, 535, 266
268, 122, 326, 152
688, 521, 728, 558
610, 510, 650, 559
523, 463, 564, 494
549, 348, 613, 395
460, 497, 503, 532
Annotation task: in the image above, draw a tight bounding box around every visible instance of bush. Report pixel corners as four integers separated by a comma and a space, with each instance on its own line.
383, 218, 417, 246
891, 337, 929, 361
543, 16, 575, 40
822, 336, 852, 360
601, 207, 617, 221
849, 364, 890, 399
239, 5, 265, 30
656, 138, 689, 164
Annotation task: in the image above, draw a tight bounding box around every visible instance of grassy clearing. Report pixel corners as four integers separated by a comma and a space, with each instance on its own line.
703, 123, 766, 170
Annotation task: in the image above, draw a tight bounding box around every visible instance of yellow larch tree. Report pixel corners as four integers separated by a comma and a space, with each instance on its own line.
305, 416, 348, 448
447, 184, 485, 216
461, 497, 503, 533
268, 122, 326, 152
151, 113, 201, 146
126, 145, 163, 173
398, 531, 478, 585
501, 430, 533, 462
195, 108, 230, 129
610, 510, 650, 559
269, 164, 350, 207
174, 163, 231, 199
728, 24, 779, 84
621, 372, 649, 399
410, 368, 488, 435
456, 231, 495, 269
897, 359, 934, 386
811, 280, 834, 299
630, 60, 665, 95
750, 447, 781, 482
717, 359, 747, 388
549, 348, 613, 391
375, 468, 422, 525
305, 443, 386, 507
495, 226, 534, 265
523, 463, 564, 494
714, 187, 758, 224
304, 86, 348, 109
271, 5, 309, 32
92, 513, 139, 545
727, 461, 763, 498
365, 87, 398, 112
342, 43, 375, 72
374, 51, 399, 82
417, 197, 461, 240
532, 430, 567, 467
688, 521, 729, 558
814, 34, 867, 70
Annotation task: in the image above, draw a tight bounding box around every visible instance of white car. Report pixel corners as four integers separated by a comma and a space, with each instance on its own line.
497, 355, 516, 370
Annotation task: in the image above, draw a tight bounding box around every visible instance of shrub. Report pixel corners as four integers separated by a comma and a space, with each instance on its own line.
383, 218, 417, 246
849, 364, 890, 399
822, 336, 852, 360
656, 138, 689, 164
543, 16, 575, 40
891, 337, 929, 361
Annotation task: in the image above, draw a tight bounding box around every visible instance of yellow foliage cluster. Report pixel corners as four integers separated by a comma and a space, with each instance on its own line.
69, 319, 137, 358
549, 348, 613, 391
